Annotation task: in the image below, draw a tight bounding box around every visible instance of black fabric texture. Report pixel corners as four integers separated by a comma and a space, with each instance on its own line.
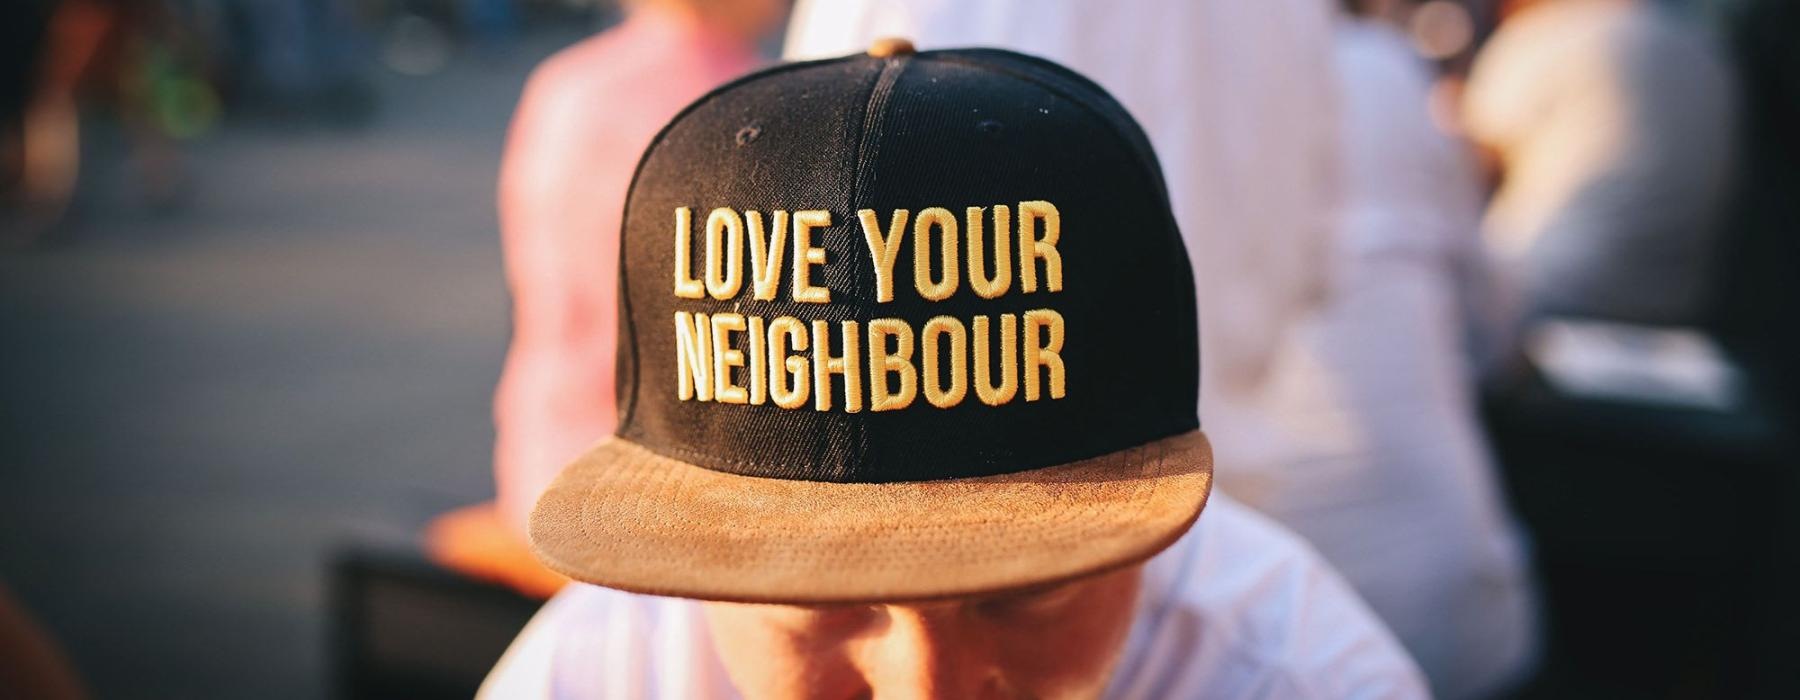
614, 48, 1200, 484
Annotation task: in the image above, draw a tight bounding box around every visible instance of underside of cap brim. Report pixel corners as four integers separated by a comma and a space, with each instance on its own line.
528, 430, 1214, 605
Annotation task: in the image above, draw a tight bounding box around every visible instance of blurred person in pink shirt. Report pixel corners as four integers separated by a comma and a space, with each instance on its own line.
492, 0, 782, 548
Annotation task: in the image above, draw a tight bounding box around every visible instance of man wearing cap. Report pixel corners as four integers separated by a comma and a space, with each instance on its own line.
482, 42, 1428, 699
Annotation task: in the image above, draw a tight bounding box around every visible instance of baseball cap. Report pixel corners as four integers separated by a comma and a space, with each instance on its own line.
530, 39, 1213, 604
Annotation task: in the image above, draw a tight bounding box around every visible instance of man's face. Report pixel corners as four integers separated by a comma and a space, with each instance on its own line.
702, 564, 1144, 699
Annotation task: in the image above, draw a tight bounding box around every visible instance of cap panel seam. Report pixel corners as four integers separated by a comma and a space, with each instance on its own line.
832, 55, 908, 482
849, 59, 907, 205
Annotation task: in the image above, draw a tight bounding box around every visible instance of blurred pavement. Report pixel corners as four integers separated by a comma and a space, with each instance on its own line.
0, 31, 582, 699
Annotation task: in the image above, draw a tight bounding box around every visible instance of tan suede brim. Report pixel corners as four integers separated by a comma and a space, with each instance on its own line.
528, 430, 1213, 605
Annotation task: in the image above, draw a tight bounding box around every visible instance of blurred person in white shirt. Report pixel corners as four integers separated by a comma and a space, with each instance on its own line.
1224, 2, 1541, 696
785, 2, 1540, 696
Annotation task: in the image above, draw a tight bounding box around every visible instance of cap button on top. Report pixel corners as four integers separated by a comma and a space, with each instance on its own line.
867, 37, 916, 58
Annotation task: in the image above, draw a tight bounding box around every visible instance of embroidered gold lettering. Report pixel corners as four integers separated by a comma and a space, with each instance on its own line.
746, 210, 788, 301
868, 318, 917, 412
1023, 309, 1067, 401
674, 311, 712, 401
767, 316, 810, 409
912, 207, 960, 301
673, 207, 704, 299
966, 205, 1012, 299
704, 208, 745, 300
669, 199, 1070, 412
921, 316, 968, 408
1017, 200, 1063, 293
973, 314, 1019, 406
748, 315, 767, 405
791, 210, 832, 303
710, 313, 748, 404
858, 208, 909, 303
811, 320, 863, 412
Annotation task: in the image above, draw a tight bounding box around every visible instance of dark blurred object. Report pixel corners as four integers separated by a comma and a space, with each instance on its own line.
0, 0, 54, 241
330, 547, 543, 700
206, 0, 376, 124
1484, 353, 1798, 698
1702, 6, 1800, 693
461, 0, 522, 44
1478, 14, 1800, 695
3, 0, 209, 245
0, 1, 55, 155
1708, 0, 1800, 404
1465, 0, 1739, 330
0, 580, 88, 700
3, 0, 115, 243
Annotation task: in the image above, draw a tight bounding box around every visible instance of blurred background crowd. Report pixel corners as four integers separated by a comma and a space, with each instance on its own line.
1, 0, 1795, 698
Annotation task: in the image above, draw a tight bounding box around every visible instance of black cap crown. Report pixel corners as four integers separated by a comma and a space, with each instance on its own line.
614, 47, 1198, 484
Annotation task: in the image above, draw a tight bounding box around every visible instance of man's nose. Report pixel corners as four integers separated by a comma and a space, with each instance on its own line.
864, 606, 1003, 700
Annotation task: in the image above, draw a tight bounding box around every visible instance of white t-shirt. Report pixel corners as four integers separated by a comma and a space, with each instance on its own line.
480, 493, 1429, 699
